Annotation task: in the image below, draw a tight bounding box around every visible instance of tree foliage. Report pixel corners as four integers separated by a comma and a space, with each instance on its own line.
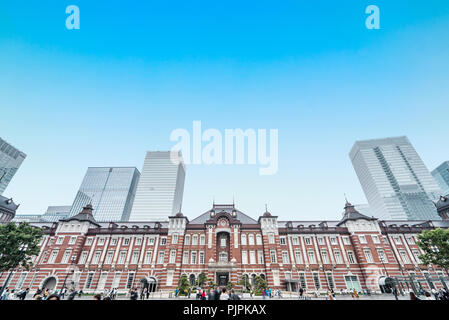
238, 274, 251, 291
253, 275, 267, 292
0, 222, 43, 272
177, 274, 190, 295
417, 228, 449, 272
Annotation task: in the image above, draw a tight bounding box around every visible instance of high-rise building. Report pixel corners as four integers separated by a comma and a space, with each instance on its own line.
129, 151, 186, 221
69, 167, 140, 222
432, 161, 449, 195
350, 136, 442, 220
0, 138, 26, 195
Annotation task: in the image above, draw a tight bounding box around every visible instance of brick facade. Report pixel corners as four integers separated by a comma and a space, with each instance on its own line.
2, 202, 448, 294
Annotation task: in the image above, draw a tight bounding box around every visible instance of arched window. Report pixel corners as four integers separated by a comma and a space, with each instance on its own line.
185, 235, 190, 245
219, 252, 228, 262
248, 234, 255, 245
189, 274, 196, 286
241, 234, 247, 245
256, 234, 262, 245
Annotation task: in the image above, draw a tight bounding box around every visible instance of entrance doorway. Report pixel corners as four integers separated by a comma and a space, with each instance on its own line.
216, 272, 229, 286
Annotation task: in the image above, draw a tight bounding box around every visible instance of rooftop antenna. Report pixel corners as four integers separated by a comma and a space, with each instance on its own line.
265, 203, 268, 212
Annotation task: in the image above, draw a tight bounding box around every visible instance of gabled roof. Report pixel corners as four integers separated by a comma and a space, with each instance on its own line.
189, 204, 258, 225
337, 201, 377, 226
61, 203, 100, 227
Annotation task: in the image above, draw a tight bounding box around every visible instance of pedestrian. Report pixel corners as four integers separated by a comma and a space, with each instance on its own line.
220, 287, 229, 300
1, 288, 9, 300
67, 289, 77, 300
146, 288, 150, 299
78, 289, 83, 298
47, 294, 60, 300
431, 288, 439, 300
353, 288, 359, 299
93, 294, 102, 300
229, 289, 240, 300
214, 287, 221, 300
202, 289, 206, 300
409, 291, 420, 300
188, 287, 192, 299
130, 288, 138, 300
250, 289, 254, 299
9, 289, 16, 300
424, 291, 434, 300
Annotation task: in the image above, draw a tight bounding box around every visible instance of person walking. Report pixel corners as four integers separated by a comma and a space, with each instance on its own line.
130, 288, 138, 300
214, 287, 221, 300
1, 288, 9, 300
229, 289, 240, 300
220, 288, 229, 300
67, 289, 77, 300
409, 291, 420, 300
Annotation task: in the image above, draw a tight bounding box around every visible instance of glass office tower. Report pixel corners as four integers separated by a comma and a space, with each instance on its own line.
350, 136, 442, 220
0, 137, 26, 195
129, 151, 186, 221
432, 161, 449, 195
69, 167, 140, 222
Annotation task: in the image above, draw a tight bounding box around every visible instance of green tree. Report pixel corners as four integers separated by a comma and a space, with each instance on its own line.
197, 272, 208, 287
253, 275, 267, 295
177, 274, 190, 295
417, 228, 449, 275
226, 281, 234, 291
237, 274, 251, 291
0, 222, 43, 272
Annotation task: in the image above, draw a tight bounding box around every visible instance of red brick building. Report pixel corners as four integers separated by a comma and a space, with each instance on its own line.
2, 201, 448, 295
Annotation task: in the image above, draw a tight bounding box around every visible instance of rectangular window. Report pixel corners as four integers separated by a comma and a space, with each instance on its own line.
242, 251, 248, 264
182, 251, 189, 264
334, 250, 342, 264
123, 238, 130, 245
158, 251, 165, 264
98, 237, 105, 245
220, 238, 226, 247
347, 251, 356, 264
48, 250, 59, 263
56, 236, 64, 245
61, 249, 72, 263
200, 235, 205, 245
126, 272, 135, 289
135, 237, 142, 245
192, 235, 198, 245
295, 250, 302, 264
118, 251, 127, 264
308, 251, 316, 264
372, 235, 380, 244
269, 234, 275, 244
377, 249, 387, 263
16, 272, 28, 289
305, 237, 311, 245
85, 272, 94, 289
400, 250, 410, 264
394, 236, 401, 245
190, 251, 197, 264
110, 238, 117, 245
326, 273, 335, 290
112, 272, 121, 288
279, 237, 286, 245
299, 273, 306, 289
105, 251, 114, 264
161, 237, 167, 245
79, 251, 88, 264
241, 234, 247, 245
330, 237, 337, 245
270, 250, 277, 263
68, 236, 77, 245
131, 251, 140, 264
169, 250, 176, 263
317, 237, 324, 245
313, 272, 320, 289
364, 249, 374, 263
92, 251, 101, 264
148, 237, 155, 245
172, 235, 178, 244
321, 250, 329, 264
343, 237, 350, 245
250, 251, 256, 264
199, 251, 205, 264
256, 235, 262, 245
144, 250, 153, 264
406, 236, 415, 245
282, 251, 290, 264
359, 235, 367, 244
257, 250, 264, 264
249, 234, 255, 245
184, 235, 190, 245
292, 237, 299, 245
412, 250, 421, 264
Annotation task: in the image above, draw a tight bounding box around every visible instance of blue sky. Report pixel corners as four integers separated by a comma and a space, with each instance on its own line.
1, 1, 449, 220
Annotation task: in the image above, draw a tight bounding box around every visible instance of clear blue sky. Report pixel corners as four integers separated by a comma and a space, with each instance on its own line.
1, 1, 449, 220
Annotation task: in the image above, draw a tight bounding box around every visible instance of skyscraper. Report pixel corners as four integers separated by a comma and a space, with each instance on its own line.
0, 137, 26, 195
350, 136, 441, 220
129, 151, 186, 221
69, 167, 140, 222
432, 161, 449, 195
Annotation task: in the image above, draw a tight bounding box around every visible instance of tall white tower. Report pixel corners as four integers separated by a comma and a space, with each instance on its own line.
350, 136, 441, 220
129, 151, 186, 221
